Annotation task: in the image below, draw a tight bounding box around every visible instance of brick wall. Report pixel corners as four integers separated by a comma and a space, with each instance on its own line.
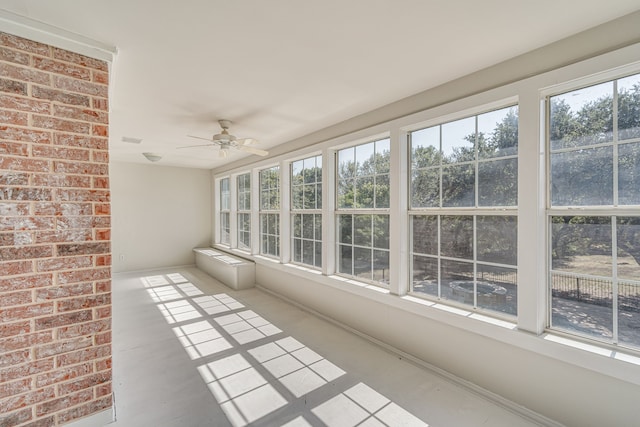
0, 32, 112, 426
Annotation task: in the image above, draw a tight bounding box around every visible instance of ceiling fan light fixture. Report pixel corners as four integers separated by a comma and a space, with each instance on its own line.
142, 152, 162, 162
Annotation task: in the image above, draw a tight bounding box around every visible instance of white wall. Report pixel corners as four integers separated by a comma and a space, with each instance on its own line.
110, 162, 212, 272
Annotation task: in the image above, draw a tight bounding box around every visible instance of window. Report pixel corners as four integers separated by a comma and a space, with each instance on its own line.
259, 166, 280, 257
291, 155, 322, 268
336, 139, 390, 285
548, 73, 640, 348
237, 173, 251, 251
219, 177, 230, 245
409, 106, 519, 316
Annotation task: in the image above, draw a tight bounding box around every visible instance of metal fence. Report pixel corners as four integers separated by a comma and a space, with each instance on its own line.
551, 272, 640, 312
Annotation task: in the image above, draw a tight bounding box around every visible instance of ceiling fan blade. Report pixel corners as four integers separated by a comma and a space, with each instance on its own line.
219, 149, 228, 158
235, 137, 259, 146
237, 145, 269, 156
177, 143, 217, 149
187, 135, 214, 142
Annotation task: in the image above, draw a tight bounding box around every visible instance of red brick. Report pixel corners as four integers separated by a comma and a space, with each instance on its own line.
0, 171, 29, 185
53, 133, 106, 149
35, 229, 92, 244
95, 331, 111, 346
58, 268, 110, 285
92, 150, 109, 163
34, 310, 92, 331
35, 388, 93, 417
32, 115, 90, 134
95, 382, 111, 398
0, 245, 54, 261
0, 349, 31, 368
35, 336, 93, 359
95, 306, 111, 320
21, 416, 55, 427
0, 202, 30, 216
57, 395, 111, 424
55, 216, 94, 230
92, 70, 109, 85
0, 331, 53, 352
33, 202, 92, 216
52, 48, 107, 72
0, 142, 29, 156
35, 283, 94, 301
0, 108, 28, 125
0, 33, 51, 56
58, 371, 110, 396
57, 294, 110, 312
92, 176, 109, 189
0, 94, 50, 114
93, 216, 110, 230
0, 274, 53, 292
33, 57, 91, 80
94, 203, 110, 215
0, 378, 31, 399
0, 62, 51, 85
56, 188, 110, 203
95, 229, 110, 241
36, 256, 93, 273
1, 386, 55, 414
0, 359, 53, 382
57, 319, 110, 340
92, 97, 108, 111
56, 344, 110, 367
0, 320, 30, 338
0, 187, 52, 201
0, 46, 30, 65
0, 125, 51, 143
95, 357, 111, 372
0, 260, 33, 276
56, 242, 110, 257
0, 231, 33, 247
32, 85, 90, 107
91, 124, 108, 137
54, 104, 108, 124
31, 173, 91, 188
0, 78, 27, 95
52, 161, 107, 176
32, 145, 90, 161
53, 75, 107, 97
0, 407, 32, 426
0, 156, 50, 172
0, 303, 53, 323
35, 361, 92, 388
0, 217, 54, 232
95, 256, 111, 267
0, 290, 32, 307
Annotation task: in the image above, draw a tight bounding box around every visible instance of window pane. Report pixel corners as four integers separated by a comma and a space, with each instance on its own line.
550, 146, 613, 206
478, 158, 517, 206
617, 73, 640, 141
551, 216, 612, 276
355, 176, 374, 208
302, 214, 314, 239
355, 142, 375, 176
303, 240, 314, 266
551, 273, 613, 340
375, 138, 390, 174
354, 247, 372, 281
372, 215, 389, 249
477, 106, 518, 158
292, 238, 302, 263
618, 142, 640, 205
477, 216, 517, 265
550, 81, 613, 150
617, 217, 640, 281
412, 256, 438, 297
411, 127, 440, 169
302, 184, 316, 209
291, 185, 303, 209
292, 214, 301, 238
316, 182, 322, 209
412, 215, 438, 255
442, 116, 475, 163
441, 259, 474, 302
339, 245, 352, 275
373, 250, 390, 284
476, 265, 517, 315
314, 214, 322, 240
375, 174, 390, 208
338, 147, 355, 179
440, 216, 473, 260
337, 179, 354, 209
353, 215, 371, 247
314, 242, 322, 268
619, 282, 640, 347
291, 160, 304, 185
411, 168, 440, 208
442, 164, 475, 207
338, 215, 352, 244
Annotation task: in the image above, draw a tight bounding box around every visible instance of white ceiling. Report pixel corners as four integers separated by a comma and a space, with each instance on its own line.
1, 1, 640, 169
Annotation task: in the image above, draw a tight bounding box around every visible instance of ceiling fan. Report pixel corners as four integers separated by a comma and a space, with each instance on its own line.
179, 120, 269, 158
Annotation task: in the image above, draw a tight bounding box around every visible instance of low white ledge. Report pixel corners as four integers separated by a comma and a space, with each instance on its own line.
193, 248, 255, 290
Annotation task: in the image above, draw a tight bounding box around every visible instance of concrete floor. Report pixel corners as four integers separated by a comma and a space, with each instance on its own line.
111, 266, 544, 427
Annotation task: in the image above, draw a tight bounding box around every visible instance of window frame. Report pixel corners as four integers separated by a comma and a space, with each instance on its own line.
259, 166, 281, 258
290, 155, 323, 269
236, 172, 251, 252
